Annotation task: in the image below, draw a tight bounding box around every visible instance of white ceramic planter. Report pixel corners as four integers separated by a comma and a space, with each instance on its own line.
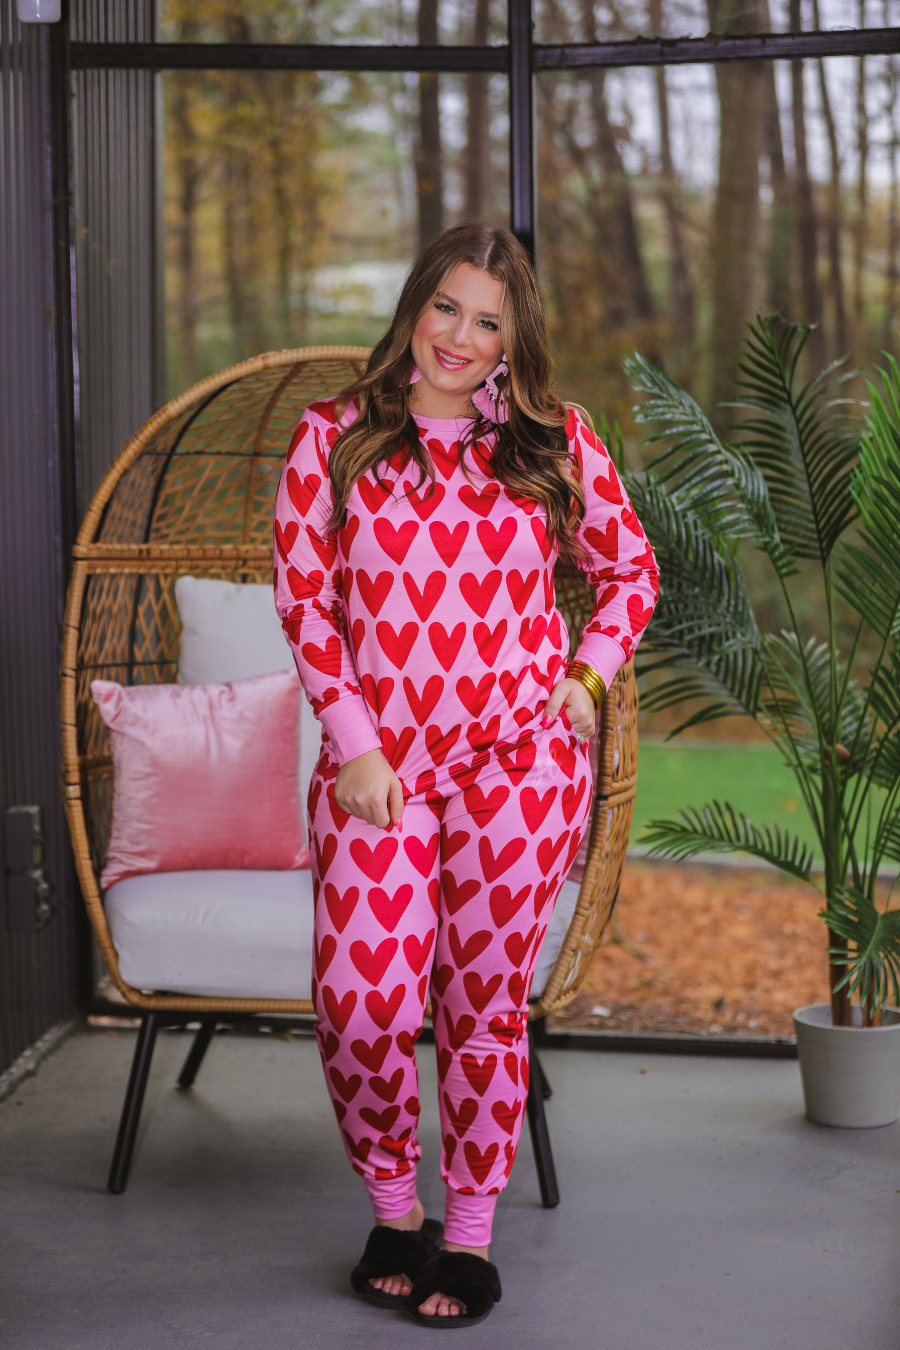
793, 1002, 900, 1128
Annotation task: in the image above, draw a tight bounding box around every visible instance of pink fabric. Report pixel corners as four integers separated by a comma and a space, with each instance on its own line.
93, 671, 308, 888
273, 400, 658, 772
309, 736, 593, 1247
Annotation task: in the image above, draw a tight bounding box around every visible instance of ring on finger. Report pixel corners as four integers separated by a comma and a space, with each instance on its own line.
575, 729, 591, 744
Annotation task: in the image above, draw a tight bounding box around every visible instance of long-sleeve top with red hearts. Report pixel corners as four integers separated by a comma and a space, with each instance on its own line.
273, 399, 658, 789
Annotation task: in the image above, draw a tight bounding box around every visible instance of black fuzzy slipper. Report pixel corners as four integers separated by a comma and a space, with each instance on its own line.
350, 1218, 444, 1308
406, 1251, 502, 1328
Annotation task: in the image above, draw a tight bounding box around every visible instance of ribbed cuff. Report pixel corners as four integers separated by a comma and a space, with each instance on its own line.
365, 1169, 420, 1221
573, 633, 627, 692
318, 696, 382, 767
443, 1189, 497, 1247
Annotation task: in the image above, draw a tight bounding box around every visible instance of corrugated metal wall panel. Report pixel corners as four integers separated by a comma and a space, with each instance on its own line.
0, 0, 80, 1072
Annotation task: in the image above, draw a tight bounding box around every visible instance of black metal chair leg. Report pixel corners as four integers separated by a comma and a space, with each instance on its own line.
534, 1048, 553, 1100
526, 1024, 560, 1208
107, 1011, 160, 1195
177, 1021, 215, 1088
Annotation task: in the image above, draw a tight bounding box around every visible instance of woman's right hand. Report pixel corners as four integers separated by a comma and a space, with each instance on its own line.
334, 749, 405, 829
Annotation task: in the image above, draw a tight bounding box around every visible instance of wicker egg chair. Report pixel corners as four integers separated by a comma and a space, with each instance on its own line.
60, 346, 638, 1197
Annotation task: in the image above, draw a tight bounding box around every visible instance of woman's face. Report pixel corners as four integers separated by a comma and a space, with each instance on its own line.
410, 263, 505, 413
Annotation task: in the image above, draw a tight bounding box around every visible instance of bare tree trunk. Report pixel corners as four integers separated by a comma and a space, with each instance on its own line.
789, 0, 825, 369
172, 73, 199, 387
416, 0, 444, 248
464, 0, 490, 221
650, 0, 693, 350
708, 0, 767, 408
763, 62, 792, 317
815, 57, 848, 356
854, 41, 869, 352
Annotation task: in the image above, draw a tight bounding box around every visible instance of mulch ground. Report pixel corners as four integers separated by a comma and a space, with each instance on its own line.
549, 862, 834, 1038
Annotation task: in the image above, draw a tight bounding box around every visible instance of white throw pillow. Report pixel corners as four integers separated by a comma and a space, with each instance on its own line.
175, 576, 322, 831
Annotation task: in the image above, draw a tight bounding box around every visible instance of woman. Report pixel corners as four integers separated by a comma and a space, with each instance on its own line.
274, 224, 658, 1327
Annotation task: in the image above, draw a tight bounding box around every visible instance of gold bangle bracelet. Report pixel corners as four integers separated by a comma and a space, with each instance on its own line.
566, 661, 607, 710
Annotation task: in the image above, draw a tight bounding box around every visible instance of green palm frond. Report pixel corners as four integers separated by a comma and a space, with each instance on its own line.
728, 317, 859, 563
640, 802, 815, 879
598, 412, 625, 475
825, 886, 900, 1014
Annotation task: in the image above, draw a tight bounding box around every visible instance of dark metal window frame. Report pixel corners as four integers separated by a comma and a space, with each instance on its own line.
68, 8, 900, 259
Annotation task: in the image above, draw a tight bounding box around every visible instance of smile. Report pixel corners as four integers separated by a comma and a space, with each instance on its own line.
433, 346, 473, 371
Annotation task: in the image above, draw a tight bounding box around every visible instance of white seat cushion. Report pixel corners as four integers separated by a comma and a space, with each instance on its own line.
106, 867, 577, 1003
106, 870, 315, 1000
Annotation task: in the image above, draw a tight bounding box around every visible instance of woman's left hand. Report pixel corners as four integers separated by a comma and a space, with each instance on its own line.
542, 678, 596, 740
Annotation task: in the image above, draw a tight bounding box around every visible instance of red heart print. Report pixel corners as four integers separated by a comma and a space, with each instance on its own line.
473, 619, 507, 667
308, 779, 322, 820
543, 569, 554, 609
425, 722, 461, 766
329, 1068, 362, 1102
322, 986, 357, 1034
357, 475, 394, 514
463, 783, 510, 828
443, 1134, 458, 1173
520, 1058, 530, 1091
403, 674, 444, 725
593, 466, 623, 504
403, 834, 439, 878
350, 1033, 392, 1073
488, 1013, 522, 1046
458, 482, 500, 517
405, 1095, 421, 1116
381, 726, 415, 769
433, 964, 455, 998
584, 519, 618, 561
478, 835, 526, 882
437, 1047, 453, 1082
374, 517, 418, 564
465, 716, 500, 754
531, 656, 564, 694
477, 517, 517, 564
520, 785, 557, 834
351, 618, 365, 651
488, 883, 531, 928
506, 569, 539, 614
428, 878, 440, 913
537, 832, 569, 876
360, 1104, 401, 1133
531, 517, 553, 561
287, 567, 323, 602
403, 571, 446, 621
356, 570, 393, 617
427, 438, 459, 480
533, 875, 559, 917
428, 621, 466, 671
503, 1051, 519, 1084
564, 831, 583, 872
314, 933, 336, 979
443, 1007, 476, 1050
367, 884, 414, 933
349, 937, 398, 986
364, 984, 406, 1032
375, 620, 418, 670
349, 837, 398, 883
379, 1129, 413, 1160
418, 973, 428, 1004
417, 770, 437, 796
505, 487, 537, 515
275, 518, 299, 562
338, 514, 360, 558
320, 1031, 340, 1062
323, 883, 359, 933
562, 778, 587, 825
315, 834, 338, 877
463, 1139, 499, 1183
305, 524, 337, 569
460, 1052, 497, 1097
459, 571, 502, 619
441, 870, 481, 915
463, 970, 503, 1014
404, 479, 445, 519
508, 971, 528, 1006
499, 668, 528, 707
286, 419, 308, 464
343, 1131, 373, 1163
549, 738, 576, 780
327, 790, 351, 833
504, 924, 539, 968
429, 520, 469, 567
456, 673, 495, 717
519, 615, 548, 654
443, 1093, 480, 1137
397, 1028, 420, 1057
301, 636, 342, 677
448, 924, 493, 969
287, 467, 320, 516
490, 1099, 521, 1136
622, 505, 645, 538
368, 1068, 405, 1102
627, 593, 654, 633
403, 930, 435, 975
361, 674, 394, 715
441, 828, 470, 861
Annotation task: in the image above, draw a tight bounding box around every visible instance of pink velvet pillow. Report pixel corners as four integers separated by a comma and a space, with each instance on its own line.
93, 670, 309, 888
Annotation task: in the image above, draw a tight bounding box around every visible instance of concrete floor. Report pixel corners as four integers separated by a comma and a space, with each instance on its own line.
0, 1027, 897, 1350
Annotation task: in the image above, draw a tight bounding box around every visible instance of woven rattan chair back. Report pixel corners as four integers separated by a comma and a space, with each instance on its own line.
60, 348, 637, 1018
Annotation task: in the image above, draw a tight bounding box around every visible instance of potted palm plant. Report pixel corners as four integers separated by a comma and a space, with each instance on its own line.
615, 316, 900, 1127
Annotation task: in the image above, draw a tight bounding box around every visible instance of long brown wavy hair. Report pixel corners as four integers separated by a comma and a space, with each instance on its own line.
326, 224, 586, 563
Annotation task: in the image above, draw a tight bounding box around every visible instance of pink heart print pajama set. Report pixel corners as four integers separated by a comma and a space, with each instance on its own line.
274, 398, 658, 1247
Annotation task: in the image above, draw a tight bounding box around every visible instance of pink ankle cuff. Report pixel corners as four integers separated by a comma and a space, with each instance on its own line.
364, 1170, 419, 1221
443, 1189, 496, 1247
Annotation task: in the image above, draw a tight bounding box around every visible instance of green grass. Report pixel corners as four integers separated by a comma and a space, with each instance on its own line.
633, 740, 821, 859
